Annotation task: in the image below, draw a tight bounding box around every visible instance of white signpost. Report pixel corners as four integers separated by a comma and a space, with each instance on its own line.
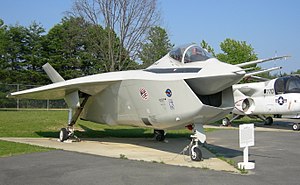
238, 123, 255, 170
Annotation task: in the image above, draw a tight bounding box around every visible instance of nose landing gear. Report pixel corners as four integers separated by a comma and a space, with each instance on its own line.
189, 135, 203, 161
184, 123, 206, 161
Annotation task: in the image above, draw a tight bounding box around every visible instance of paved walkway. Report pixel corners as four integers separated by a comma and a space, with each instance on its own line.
0, 137, 239, 173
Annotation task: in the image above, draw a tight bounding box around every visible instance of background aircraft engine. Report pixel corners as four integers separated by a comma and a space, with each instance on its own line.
235, 98, 255, 114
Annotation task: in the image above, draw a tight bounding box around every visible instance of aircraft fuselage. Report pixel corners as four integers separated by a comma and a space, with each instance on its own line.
82, 73, 235, 130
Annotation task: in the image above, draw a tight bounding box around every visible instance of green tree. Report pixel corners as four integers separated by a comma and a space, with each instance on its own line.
0, 19, 9, 82
216, 38, 258, 65
22, 22, 49, 84
291, 70, 300, 75
138, 26, 173, 68
45, 17, 88, 79
70, 0, 159, 71
1, 24, 29, 84
45, 17, 133, 77
200, 40, 215, 56
0, 21, 48, 84
86, 26, 134, 72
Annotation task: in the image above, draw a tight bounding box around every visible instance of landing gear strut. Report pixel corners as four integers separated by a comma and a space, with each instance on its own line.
188, 124, 206, 161
154, 129, 166, 141
221, 114, 242, 126
189, 135, 202, 161
59, 94, 90, 142
257, 115, 273, 125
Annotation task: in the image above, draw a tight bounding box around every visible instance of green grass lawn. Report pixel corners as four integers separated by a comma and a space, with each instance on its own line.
0, 109, 198, 157
0, 110, 68, 137
0, 110, 259, 139
0, 109, 201, 138
0, 140, 54, 157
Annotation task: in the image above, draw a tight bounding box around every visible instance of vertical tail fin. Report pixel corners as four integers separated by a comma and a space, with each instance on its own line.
42, 63, 65, 83
42, 63, 80, 109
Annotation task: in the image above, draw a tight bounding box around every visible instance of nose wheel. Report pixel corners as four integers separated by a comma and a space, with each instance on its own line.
189, 135, 202, 161
183, 123, 206, 161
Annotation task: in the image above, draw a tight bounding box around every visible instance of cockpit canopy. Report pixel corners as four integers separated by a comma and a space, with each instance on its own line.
274, 76, 300, 94
169, 44, 212, 64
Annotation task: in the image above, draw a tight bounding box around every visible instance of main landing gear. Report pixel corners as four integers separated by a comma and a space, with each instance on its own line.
221, 114, 242, 126
154, 124, 205, 161
154, 129, 166, 142
59, 94, 90, 142
292, 123, 300, 131
222, 114, 273, 126
258, 115, 273, 125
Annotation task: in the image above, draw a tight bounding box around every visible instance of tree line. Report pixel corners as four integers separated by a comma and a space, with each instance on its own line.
1, 17, 296, 87
0, 20, 175, 85
0, 0, 297, 87
0, 17, 132, 85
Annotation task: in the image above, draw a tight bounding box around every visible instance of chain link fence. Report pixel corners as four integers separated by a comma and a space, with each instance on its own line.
0, 83, 66, 109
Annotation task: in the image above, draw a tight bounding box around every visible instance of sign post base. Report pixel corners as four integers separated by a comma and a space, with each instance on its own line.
238, 162, 255, 170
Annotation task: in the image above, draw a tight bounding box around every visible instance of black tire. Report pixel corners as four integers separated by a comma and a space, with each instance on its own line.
155, 134, 165, 142
222, 117, 230, 126
190, 146, 202, 161
154, 130, 165, 141
264, 116, 273, 125
292, 123, 300, 131
59, 128, 68, 142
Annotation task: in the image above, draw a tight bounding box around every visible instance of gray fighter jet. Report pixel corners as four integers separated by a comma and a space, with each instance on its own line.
8, 43, 287, 161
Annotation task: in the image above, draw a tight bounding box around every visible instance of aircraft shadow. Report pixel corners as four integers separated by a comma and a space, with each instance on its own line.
36, 124, 244, 160
204, 143, 243, 158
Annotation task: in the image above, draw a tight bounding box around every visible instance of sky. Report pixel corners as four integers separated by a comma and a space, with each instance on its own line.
0, 0, 299, 74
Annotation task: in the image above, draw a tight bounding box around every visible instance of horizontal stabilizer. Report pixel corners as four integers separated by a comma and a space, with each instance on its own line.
42, 63, 65, 83
236, 56, 290, 67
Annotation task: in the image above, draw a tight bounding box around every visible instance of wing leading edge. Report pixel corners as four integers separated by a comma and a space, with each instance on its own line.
7, 78, 119, 100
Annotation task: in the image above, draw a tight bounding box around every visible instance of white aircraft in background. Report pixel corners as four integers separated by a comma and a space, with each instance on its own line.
7, 43, 287, 161
222, 75, 300, 131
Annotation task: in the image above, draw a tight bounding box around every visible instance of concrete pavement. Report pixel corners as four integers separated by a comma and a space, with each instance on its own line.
0, 137, 239, 173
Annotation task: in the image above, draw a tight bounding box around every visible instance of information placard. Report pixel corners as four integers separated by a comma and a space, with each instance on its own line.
239, 124, 254, 148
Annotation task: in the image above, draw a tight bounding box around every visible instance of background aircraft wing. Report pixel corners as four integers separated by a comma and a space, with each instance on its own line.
244, 66, 282, 78
236, 56, 290, 67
